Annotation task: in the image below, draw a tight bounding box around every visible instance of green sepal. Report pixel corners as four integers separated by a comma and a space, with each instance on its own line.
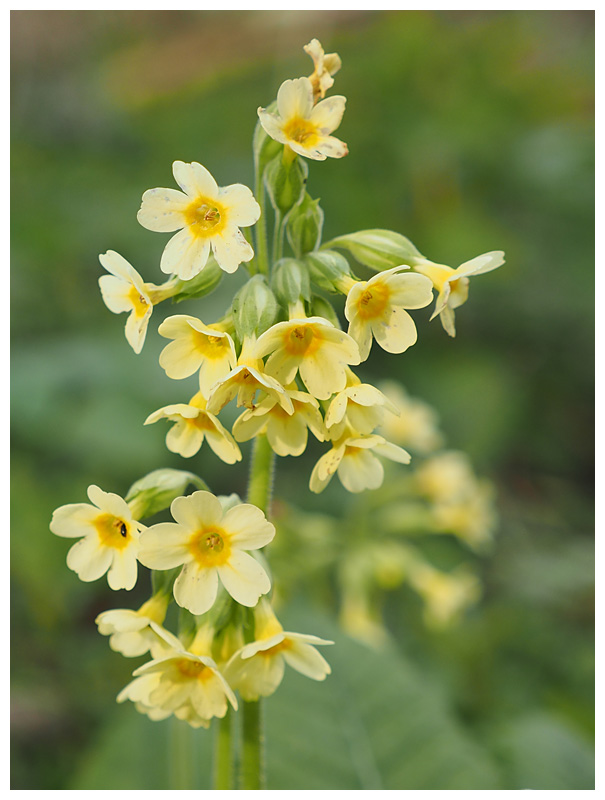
125, 468, 210, 520
169, 254, 223, 302
231, 274, 280, 339
151, 567, 181, 598
286, 192, 324, 258
304, 249, 354, 293
271, 257, 311, 306
324, 229, 424, 271
264, 154, 308, 216
310, 294, 342, 329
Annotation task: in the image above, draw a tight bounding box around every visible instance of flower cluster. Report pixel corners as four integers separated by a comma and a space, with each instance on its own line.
50, 37, 504, 740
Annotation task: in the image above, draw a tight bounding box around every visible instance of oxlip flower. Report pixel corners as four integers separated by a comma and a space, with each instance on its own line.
258, 77, 348, 161
341, 267, 433, 361
224, 600, 333, 701
138, 491, 275, 615
145, 391, 242, 463
325, 369, 399, 440
50, 485, 143, 590
137, 160, 261, 280
95, 593, 171, 658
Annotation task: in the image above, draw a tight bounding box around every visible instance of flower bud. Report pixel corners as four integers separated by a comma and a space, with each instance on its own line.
170, 254, 223, 302
232, 275, 280, 339
125, 468, 209, 520
264, 154, 308, 216
286, 193, 324, 257
304, 249, 354, 293
324, 229, 424, 271
309, 294, 342, 329
271, 257, 311, 306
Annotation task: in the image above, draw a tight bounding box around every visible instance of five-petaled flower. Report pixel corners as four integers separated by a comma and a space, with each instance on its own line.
50, 485, 143, 590
258, 77, 348, 161
137, 160, 261, 280
138, 491, 275, 615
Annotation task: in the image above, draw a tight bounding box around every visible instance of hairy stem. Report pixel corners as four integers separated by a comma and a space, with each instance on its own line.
213, 706, 234, 789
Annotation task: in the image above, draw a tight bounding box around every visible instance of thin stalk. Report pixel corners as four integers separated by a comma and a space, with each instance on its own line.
213, 707, 234, 789
272, 210, 286, 265
169, 717, 195, 789
254, 162, 270, 276
246, 433, 275, 514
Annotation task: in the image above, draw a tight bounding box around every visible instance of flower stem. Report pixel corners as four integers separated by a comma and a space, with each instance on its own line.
240, 697, 266, 790
272, 210, 285, 266
246, 433, 275, 514
254, 162, 270, 277
213, 706, 234, 789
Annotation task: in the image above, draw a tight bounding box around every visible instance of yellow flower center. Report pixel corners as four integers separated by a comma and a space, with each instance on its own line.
127, 286, 149, 318
183, 195, 226, 238
284, 324, 322, 357
94, 513, 132, 550
259, 638, 291, 658
356, 282, 390, 320
283, 116, 320, 148
189, 412, 215, 432
191, 329, 230, 359
175, 657, 213, 681
188, 527, 231, 567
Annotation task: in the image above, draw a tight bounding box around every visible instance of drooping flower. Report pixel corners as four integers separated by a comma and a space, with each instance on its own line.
95, 593, 171, 658
414, 451, 479, 504
258, 77, 348, 161
158, 315, 237, 397
254, 310, 361, 401
205, 336, 294, 415
137, 161, 261, 280
324, 369, 399, 440
408, 565, 480, 629
50, 485, 143, 591
304, 38, 342, 101
376, 381, 443, 454
310, 432, 411, 494
144, 392, 241, 463
232, 384, 326, 457
224, 600, 333, 701
432, 481, 497, 551
340, 267, 433, 361
138, 491, 274, 615
413, 251, 505, 337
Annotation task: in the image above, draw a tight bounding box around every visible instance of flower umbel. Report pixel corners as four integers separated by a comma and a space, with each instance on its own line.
137, 161, 260, 280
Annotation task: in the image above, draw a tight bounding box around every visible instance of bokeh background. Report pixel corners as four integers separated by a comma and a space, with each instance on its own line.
11, 9, 594, 790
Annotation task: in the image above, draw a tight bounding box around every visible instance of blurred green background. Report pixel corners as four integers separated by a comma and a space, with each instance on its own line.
11, 9, 594, 790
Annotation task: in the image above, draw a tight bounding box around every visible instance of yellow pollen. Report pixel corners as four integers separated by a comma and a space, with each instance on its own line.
94, 513, 131, 550
127, 286, 149, 318
188, 527, 230, 567
283, 116, 320, 148
191, 329, 229, 360
356, 282, 390, 320
175, 658, 212, 681
284, 324, 321, 356
183, 195, 226, 239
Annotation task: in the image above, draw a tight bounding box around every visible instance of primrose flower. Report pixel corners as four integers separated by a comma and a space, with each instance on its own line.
98, 250, 155, 354
158, 315, 237, 396
95, 593, 171, 658
137, 160, 260, 280
118, 623, 237, 728
340, 267, 433, 361
258, 77, 348, 161
377, 381, 443, 454
255, 309, 361, 401
325, 369, 399, 440
205, 336, 294, 415
304, 38, 342, 101
145, 392, 241, 463
409, 565, 480, 629
138, 491, 274, 615
415, 451, 479, 504
224, 600, 333, 701
50, 485, 143, 591
432, 481, 497, 551
413, 250, 505, 337
232, 384, 326, 457
310, 432, 411, 494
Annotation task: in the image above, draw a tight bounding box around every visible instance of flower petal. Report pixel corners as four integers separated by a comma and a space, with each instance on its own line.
276, 77, 314, 121
371, 307, 418, 354
217, 551, 271, 607
172, 161, 219, 199
66, 535, 113, 582
171, 491, 223, 530
218, 184, 261, 227
50, 503, 99, 538
137, 523, 190, 569
282, 640, 332, 680
137, 188, 189, 232
211, 227, 254, 274
160, 228, 210, 280
173, 562, 219, 615
338, 449, 384, 493
107, 548, 138, 591
222, 504, 275, 550
310, 95, 346, 133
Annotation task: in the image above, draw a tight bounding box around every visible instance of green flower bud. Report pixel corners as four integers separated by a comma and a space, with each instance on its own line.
324, 229, 424, 271
125, 468, 210, 520
304, 249, 354, 293
271, 257, 311, 306
232, 275, 280, 339
286, 193, 324, 257
309, 294, 342, 329
264, 154, 308, 216
169, 254, 223, 303
253, 107, 282, 173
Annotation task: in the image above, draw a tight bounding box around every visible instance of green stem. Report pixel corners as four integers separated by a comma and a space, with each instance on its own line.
213, 706, 234, 789
272, 210, 286, 266
240, 697, 266, 790
246, 433, 275, 514
169, 717, 195, 789
254, 162, 270, 277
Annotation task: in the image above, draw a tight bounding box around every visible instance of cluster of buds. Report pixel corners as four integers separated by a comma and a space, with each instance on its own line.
50, 39, 504, 730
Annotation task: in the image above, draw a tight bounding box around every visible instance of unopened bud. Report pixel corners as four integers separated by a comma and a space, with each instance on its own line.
264, 154, 308, 216
232, 275, 279, 339
272, 258, 311, 306
304, 249, 354, 293
324, 229, 424, 271
286, 193, 324, 257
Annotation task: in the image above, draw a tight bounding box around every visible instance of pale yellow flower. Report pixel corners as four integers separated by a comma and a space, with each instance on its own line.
255, 313, 361, 401
224, 600, 333, 701
138, 491, 274, 615
325, 369, 399, 441
341, 267, 433, 361
415, 451, 478, 504
413, 251, 505, 337
137, 160, 260, 280
232, 384, 326, 457
409, 565, 480, 629
95, 593, 171, 658
118, 623, 237, 728
304, 38, 342, 101
50, 485, 143, 591
376, 381, 443, 454
310, 432, 411, 494
258, 77, 348, 161
145, 391, 241, 463
158, 315, 237, 397
432, 481, 497, 551
205, 336, 294, 415
98, 250, 155, 354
